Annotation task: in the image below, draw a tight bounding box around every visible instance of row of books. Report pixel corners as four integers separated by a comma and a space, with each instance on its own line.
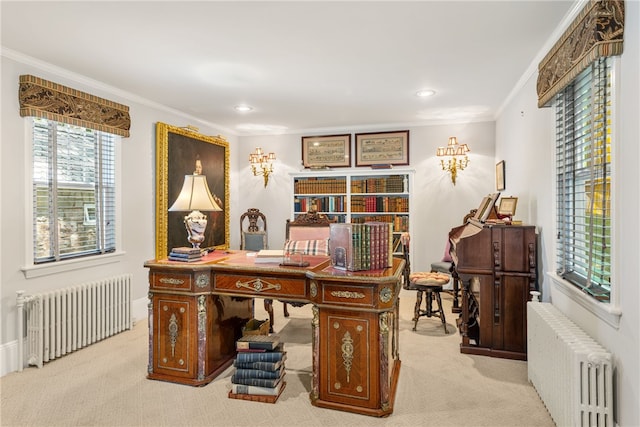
294, 196, 346, 214
230, 334, 286, 398
350, 195, 409, 213
168, 246, 203, 262
329, 222, 393, 271
350, 175, 405, 194
294, 177, 347, 195
352, 215, 409, 233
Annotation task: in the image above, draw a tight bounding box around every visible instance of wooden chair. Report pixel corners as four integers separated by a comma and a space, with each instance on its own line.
264, 211, 335, 329
240, 208, 275, 331
240, 208, 268, 251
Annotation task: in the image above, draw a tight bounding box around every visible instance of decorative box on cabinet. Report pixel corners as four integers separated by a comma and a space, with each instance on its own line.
450, 223, 537, 360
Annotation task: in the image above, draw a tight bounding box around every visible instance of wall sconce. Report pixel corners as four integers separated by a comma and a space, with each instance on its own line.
249, 147, 276, 187
436, 137, 470, 185
169, 174, 222, 249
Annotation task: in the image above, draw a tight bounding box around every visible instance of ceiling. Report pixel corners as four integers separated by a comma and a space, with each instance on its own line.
1, 1, 576, 136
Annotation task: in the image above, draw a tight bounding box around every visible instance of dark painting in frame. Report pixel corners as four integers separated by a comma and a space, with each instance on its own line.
155, 122, 230, 259
355, 130, 409, 167
301, 134, 351, 168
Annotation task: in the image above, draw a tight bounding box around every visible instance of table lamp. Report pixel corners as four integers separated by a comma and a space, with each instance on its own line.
169, 174, 222, 250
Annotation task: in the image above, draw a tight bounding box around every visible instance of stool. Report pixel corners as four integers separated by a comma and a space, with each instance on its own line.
408, 272, 450, 333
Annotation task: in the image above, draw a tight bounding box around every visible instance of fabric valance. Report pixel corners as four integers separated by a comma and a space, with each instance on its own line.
537, 0, 624, 107
18, 75, 131, 137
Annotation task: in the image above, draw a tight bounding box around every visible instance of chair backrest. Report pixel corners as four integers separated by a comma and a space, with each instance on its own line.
285, 211, 334, 240
240, 208, 268, 251
284, 211, 335, 256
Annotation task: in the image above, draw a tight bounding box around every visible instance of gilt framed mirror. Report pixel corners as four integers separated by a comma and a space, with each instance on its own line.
155, 122, 230, 259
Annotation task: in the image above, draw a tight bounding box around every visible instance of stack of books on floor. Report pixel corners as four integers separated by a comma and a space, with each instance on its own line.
228, 334, 287, 403
168, 247, 202, 262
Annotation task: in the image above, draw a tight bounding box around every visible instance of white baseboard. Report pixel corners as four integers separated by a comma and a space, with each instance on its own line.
1, 295, 148, 378
0, 340, 19, 377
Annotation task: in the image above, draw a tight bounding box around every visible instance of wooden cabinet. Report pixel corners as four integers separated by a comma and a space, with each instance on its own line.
309, 265, 401, 417
450, 223, 537, 360
147, 265, 253, 386
292, 170, 413, 255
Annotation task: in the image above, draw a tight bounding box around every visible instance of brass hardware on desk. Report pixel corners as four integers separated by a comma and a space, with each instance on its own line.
235, 277, 282, 292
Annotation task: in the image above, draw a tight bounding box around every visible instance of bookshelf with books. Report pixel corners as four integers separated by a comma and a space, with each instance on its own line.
291, 170, 413, 256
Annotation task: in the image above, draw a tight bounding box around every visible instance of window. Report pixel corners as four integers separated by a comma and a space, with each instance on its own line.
555, 57, 612, 303
32, 118, 116, 263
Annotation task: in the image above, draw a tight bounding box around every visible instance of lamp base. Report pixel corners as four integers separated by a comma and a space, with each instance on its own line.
184, 210, 207, 249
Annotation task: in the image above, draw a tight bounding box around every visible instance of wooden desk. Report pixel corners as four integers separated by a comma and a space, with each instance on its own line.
144, 251, 404, 417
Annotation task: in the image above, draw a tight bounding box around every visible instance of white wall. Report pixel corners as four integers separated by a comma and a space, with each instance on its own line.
495, 2, 640, 425
0, 54, 238, 375
237, 121, 497, 273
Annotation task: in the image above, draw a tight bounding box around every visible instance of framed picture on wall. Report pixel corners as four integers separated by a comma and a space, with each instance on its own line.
301, 134, 351, 168
355, 130, 409, 167
496, 160, 506, 191
155, 122, 230, 259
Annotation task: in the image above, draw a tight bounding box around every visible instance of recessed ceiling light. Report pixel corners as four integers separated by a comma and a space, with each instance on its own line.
235, 104, 253, 112
416, 89, 436, 98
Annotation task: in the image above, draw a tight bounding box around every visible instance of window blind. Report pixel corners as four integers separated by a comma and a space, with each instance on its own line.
33, 118, 116, 263
555, 57, 612, 302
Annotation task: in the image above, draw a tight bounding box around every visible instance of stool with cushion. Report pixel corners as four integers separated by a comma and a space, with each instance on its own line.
408, 271, 450, 333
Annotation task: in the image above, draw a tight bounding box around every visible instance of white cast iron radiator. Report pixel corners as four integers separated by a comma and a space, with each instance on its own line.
527, 301, 614, 427
16, 274, 133, 370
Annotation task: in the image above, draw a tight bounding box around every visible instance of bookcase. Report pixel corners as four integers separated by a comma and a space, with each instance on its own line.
291, 170, 413, 255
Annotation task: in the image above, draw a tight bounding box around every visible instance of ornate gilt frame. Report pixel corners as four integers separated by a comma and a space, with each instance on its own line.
155, 122, 230, 259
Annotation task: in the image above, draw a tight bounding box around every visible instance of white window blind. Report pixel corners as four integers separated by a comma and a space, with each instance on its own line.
32, 118, 116, 263
555, 57, 612, 303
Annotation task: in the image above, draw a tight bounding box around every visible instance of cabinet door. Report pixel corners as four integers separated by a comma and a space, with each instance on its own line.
152, 294, 197, 379
500, 226, 536, 273
495, 275, 530, 353
319, 308, 380, 409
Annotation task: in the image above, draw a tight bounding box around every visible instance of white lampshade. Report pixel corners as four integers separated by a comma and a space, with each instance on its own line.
169, 175, 222, 212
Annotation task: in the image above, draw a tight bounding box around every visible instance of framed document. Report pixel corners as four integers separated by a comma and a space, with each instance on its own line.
355, 130, 409, 167
497, 197, 518, 216
301, 134, 351, 168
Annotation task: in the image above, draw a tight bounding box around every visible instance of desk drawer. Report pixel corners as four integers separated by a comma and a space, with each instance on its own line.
214, 273, 307, 299
321, 283, 374, 308
150, 271, 211, 292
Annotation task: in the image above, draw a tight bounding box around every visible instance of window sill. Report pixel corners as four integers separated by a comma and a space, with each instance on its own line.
547, 272, 621, 329
21, 251, 126, 279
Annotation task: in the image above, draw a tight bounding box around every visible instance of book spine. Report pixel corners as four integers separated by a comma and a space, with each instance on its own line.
233, 367, 283, 379
236, 341, 276, 351
235, 351, 285, 363
168, 256, 201, 262
170, 247, 202, 255
231, 375, 281, 388
231, 382, 282, 396
168, 252, 201, 259
234, 360, 282, 371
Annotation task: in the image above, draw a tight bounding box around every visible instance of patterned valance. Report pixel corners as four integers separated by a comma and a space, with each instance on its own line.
537, 0, 624, 107
18, 75, 131, 137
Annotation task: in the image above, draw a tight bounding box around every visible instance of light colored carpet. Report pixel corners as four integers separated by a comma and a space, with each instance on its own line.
0, 289, 555, 426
